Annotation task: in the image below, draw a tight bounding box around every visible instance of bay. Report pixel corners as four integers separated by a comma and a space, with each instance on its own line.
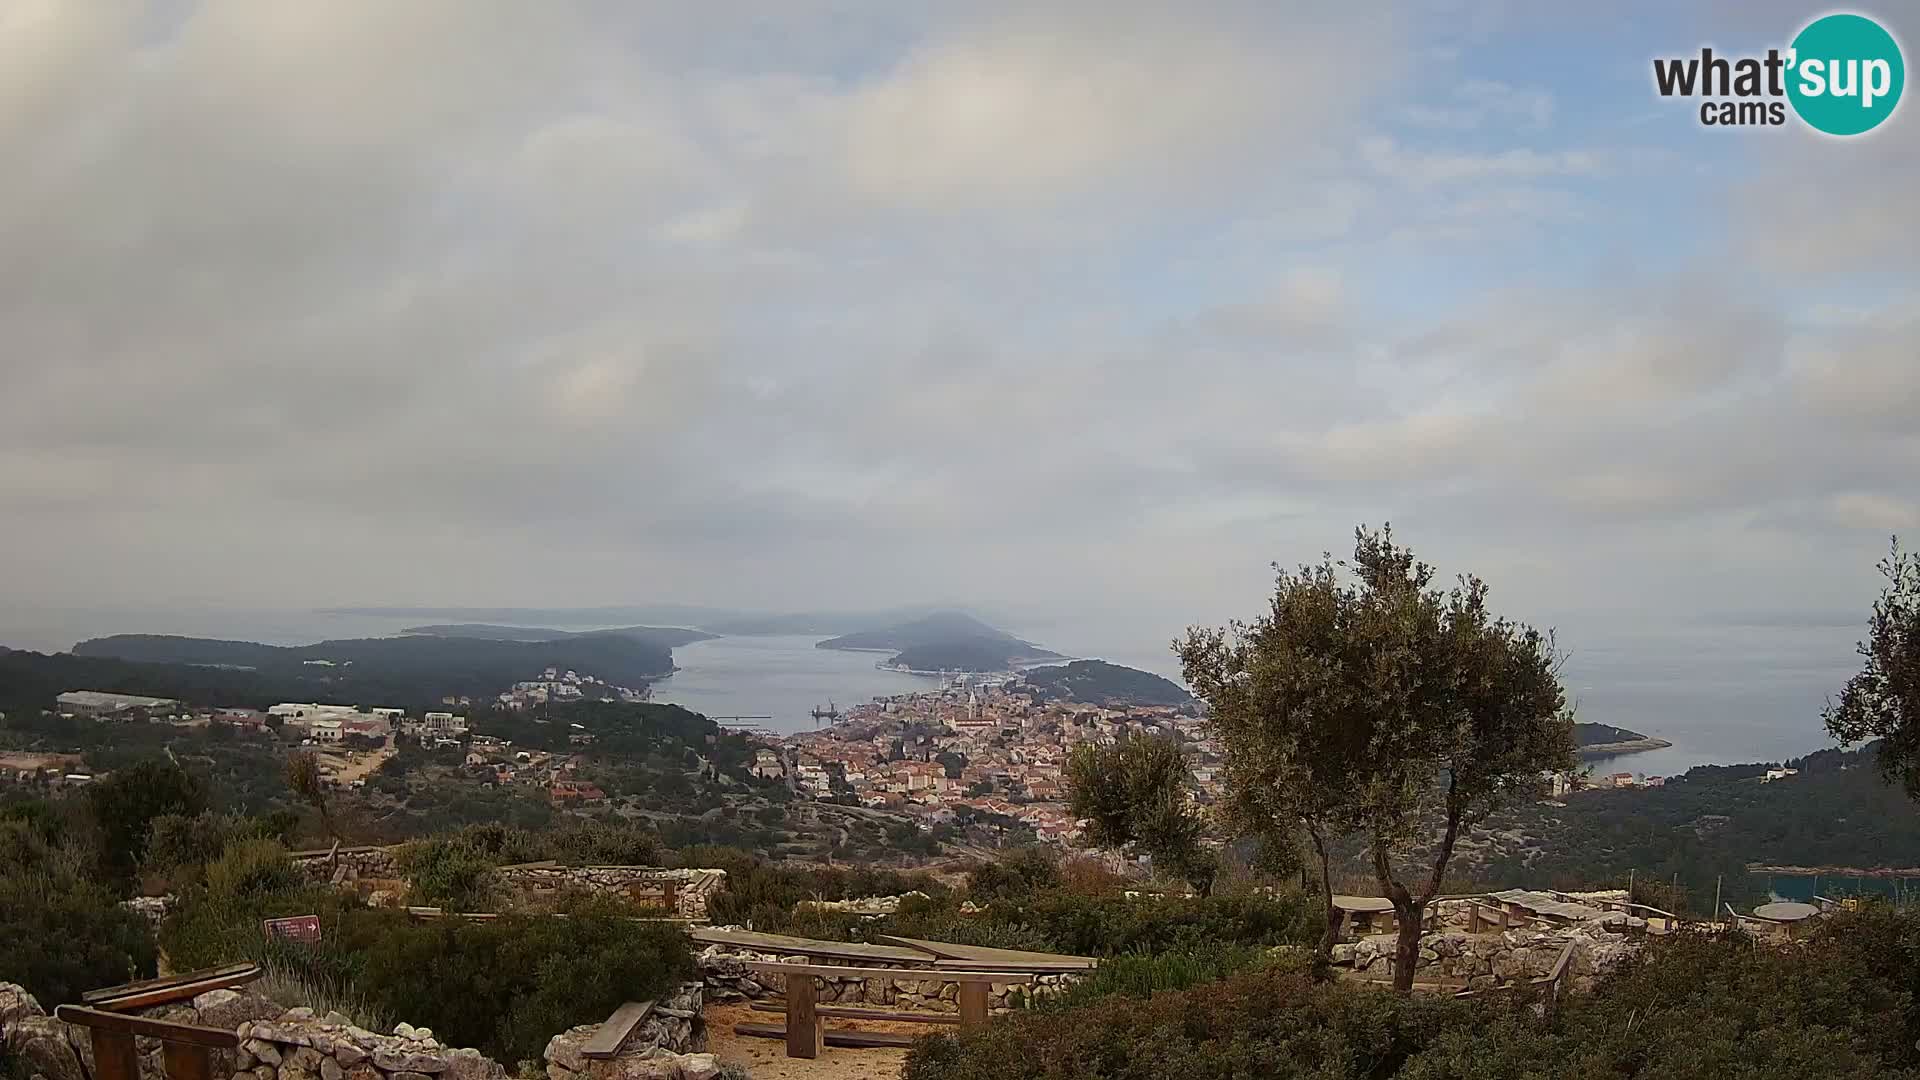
649, 634, 940, 733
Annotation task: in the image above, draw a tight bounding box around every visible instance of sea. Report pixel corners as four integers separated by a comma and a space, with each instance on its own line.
0, 606, 1866, 770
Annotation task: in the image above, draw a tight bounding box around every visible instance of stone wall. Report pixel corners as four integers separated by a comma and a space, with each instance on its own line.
1332, 926, 1638, 993
1, 982, 709, 1080
495, 866, 727, 921
790, 892, 929, 918
696, 943, 1078, 1013
288, 848, 727, 921
291, 847, 400, 886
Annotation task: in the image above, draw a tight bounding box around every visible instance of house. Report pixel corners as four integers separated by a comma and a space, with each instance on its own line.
1763, 768, 1799, 783
550, 780, 606, 804
306, 719, 345, 743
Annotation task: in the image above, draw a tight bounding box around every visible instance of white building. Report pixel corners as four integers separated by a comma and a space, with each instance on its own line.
307, 719, 345, 743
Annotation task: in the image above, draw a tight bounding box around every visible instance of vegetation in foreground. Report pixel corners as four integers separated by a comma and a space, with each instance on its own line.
908, 907, 1920, 1080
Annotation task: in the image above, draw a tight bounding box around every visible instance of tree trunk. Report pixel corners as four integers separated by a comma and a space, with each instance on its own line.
1308, 824, 1337, 982
1391, 897, 1425, 994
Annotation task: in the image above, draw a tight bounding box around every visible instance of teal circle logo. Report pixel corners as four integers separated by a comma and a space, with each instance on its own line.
1787, 13, 1904, 135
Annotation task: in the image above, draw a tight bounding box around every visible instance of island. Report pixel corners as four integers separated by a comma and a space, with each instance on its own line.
400, 623, 717, 648
1574, 721, 1674, 757
817, 611, 1063, 673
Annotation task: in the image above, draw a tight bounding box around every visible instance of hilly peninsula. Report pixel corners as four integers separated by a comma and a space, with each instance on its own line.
1573, 721, 1674, 756
1015, 659, 1193, 708
816, 611, 1063, 673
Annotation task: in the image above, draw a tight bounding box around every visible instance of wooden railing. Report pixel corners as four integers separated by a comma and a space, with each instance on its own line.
56, 1006, 239, 1080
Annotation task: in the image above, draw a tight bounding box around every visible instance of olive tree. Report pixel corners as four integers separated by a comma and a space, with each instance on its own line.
1826, 537, 1919, 798
1180, 526, 1574, 993
1065, 734, 1216, 896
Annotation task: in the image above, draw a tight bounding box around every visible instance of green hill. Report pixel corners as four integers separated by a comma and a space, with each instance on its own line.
1016, 660, 1192, 707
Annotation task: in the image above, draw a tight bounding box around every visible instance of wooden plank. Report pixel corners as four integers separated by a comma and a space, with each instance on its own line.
732, 1023, 917, 1050
750, 1002, 959, 1025
88, 1029, 140, 1080
54, 1007, 240, 1049
785, 971, 820, 1059
86, 970, 266, 1012
579, 1001, 655, 1060
162, 1041, 214, 1080
83, 964, 259, 1004
689, 928, 937, 965
872, 936, 1097, 971
956, 983, 988, 1030
740, 962, 1035, 984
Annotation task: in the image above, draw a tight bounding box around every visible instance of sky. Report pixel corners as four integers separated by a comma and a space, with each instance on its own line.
2, 1, 1916, 716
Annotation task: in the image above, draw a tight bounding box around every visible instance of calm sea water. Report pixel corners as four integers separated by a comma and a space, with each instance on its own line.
649, 634, 939, 732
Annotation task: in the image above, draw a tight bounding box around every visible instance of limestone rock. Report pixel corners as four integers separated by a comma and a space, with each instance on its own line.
321, 1056, 345, 1080
333, 1042, 368, 1067
244, 1039, 283, 1065
373, 1049, 449, 1073
5, 1015, 88, 1080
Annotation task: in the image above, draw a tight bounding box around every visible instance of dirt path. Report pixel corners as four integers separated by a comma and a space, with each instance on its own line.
705, 1003, 919, 1080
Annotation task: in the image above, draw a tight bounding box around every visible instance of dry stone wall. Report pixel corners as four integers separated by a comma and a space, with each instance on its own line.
1332, 926, 1639, 992
1, 982, 727, 1080
495, 866, 726, 921
287, 849, 726, 921
696, 941, 1077, 1012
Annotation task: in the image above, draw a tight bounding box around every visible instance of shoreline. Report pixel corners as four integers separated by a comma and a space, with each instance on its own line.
1577, 736, 1675, 758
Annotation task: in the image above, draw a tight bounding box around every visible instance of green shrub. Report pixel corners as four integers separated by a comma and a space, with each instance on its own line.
353, 898, 695, 1064
907, 910, 1920, 1080
982, 886, 1319, 957
0, 871, 158, 1006
397, 836, 501, 911
86, 758, 208, 890
1042, 943, 1276, 1009
206, 838, 301, 904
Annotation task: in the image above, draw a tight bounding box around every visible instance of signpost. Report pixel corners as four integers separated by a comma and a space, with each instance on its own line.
262, 915, 322, 944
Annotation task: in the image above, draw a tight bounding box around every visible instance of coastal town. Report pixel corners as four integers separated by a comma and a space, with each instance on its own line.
765, 677, 1216, 846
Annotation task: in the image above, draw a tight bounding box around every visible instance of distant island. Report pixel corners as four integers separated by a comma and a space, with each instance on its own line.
1014, 659, 1193, 708
1573, 721, 1674, 757
817, 611, 1063, 673
400, 623, 716, 648
67, 632, 675, 699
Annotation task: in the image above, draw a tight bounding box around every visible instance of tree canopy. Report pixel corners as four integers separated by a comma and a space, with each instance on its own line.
1826, 537, 1920, 799
1066, 733, 1215, 895
1179, 525, 1574, 991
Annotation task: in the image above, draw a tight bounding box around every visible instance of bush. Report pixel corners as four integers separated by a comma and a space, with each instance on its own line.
907, 910, 1920, 1080
352, 898, 695, 1064
982, 887, 1319, 957
397, 836, 501, 911
158, 884, 694, 1067
0, 871, 158, 1006
86, 758, 208, 890
205, 838, 301, 904
1041, 943, 1279, 1010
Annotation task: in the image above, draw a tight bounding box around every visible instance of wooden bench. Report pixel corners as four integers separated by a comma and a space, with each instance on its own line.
738, 962, 1036, 1059
57, 1005, 239, 1080
83, 964, 263, 1011
579, 1000, 656, 1059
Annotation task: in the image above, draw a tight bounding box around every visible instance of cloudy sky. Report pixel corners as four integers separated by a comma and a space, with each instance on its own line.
3, 0, 1914, 704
